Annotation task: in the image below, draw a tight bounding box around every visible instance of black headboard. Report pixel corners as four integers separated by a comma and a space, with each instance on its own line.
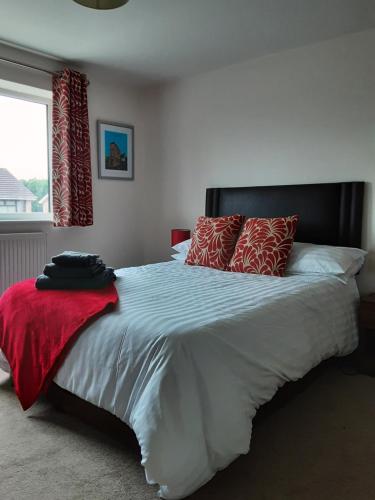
206, 182, 364, 248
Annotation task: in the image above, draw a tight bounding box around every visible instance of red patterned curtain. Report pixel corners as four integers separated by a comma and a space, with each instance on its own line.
52, 68, 93, 227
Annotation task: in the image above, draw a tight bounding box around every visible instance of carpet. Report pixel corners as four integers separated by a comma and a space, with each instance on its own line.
1, 365, 375, 500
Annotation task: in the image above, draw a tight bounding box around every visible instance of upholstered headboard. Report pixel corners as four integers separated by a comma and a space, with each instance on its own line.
205, 182, 364, 248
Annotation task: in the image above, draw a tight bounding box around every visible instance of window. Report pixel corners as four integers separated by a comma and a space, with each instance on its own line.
0, 80, 52, 221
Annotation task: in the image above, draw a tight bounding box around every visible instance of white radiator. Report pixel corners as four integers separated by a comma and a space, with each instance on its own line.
0, 233, 46, 294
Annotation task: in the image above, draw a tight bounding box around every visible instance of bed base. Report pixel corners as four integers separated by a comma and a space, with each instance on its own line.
47, 383, 139, 450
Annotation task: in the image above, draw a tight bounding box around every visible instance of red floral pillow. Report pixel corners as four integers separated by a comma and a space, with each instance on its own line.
185, 214, 244, 270
228, 215, 299, 276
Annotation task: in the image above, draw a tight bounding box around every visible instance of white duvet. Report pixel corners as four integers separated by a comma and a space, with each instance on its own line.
1, 262, 359, 498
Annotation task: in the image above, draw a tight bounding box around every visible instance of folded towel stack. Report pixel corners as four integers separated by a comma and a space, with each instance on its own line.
36, 251, 116, 290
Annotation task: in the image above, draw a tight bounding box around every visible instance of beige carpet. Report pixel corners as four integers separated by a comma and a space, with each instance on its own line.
1, 365, 375, 500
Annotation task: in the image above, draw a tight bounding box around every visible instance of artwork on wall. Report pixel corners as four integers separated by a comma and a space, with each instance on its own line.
97, 121, 134, 180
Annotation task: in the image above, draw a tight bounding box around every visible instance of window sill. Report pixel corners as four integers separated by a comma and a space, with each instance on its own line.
0, 215, 53, 224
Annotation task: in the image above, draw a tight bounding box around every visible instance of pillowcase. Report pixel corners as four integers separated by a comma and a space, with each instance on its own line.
172, 238, 192, 254
185, 214, 244, 270
286, 242, 367, 277
228, 215, 299, 276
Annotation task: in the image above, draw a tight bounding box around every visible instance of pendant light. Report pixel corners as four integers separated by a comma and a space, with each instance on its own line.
73, 0, 130, 10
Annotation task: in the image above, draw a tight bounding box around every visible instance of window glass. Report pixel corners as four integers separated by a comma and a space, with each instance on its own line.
0, 89, 51, 221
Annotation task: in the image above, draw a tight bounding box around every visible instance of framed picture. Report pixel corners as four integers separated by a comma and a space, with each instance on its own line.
97, 121, 134, 180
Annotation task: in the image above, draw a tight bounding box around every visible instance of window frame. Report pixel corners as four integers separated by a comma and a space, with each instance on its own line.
0, 84, 53, 222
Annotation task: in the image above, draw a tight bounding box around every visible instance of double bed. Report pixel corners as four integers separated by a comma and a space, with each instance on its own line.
0, 182, 365, 499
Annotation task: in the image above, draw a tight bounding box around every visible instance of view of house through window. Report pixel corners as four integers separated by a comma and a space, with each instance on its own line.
0, 91, 51, 219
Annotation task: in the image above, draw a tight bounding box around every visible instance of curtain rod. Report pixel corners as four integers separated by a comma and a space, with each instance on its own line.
0, 55, 90, 84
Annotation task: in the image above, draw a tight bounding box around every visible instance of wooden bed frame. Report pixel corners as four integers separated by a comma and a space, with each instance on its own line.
48, 181, 365, 446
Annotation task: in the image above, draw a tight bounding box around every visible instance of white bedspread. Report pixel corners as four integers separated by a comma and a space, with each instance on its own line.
1, 262, 360, 498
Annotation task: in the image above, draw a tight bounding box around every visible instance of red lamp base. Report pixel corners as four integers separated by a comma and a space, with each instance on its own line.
171, 229, 191, 247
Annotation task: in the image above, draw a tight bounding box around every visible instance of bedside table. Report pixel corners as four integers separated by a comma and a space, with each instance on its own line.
358, 294, 375, 376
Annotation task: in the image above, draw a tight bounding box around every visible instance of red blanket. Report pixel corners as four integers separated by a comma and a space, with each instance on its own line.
0, 279, 118, 410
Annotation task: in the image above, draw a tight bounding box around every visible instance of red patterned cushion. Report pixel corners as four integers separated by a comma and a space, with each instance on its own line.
185, 214, 244, 270
228, 215, 299, 276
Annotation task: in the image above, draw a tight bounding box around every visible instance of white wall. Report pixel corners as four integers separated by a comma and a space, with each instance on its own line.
149, 30, 375, 293
0, 44, 153, 269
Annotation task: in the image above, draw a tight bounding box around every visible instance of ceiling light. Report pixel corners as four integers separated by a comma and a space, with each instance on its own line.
73, 0, 130, 10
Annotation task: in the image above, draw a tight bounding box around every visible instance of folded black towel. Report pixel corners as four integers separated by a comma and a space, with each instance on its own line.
51, 251, 100, 268
44, 261, 105, 279
36, 268, 116, 290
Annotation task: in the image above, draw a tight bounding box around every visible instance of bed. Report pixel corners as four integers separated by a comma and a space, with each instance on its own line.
0, 182, 365, 499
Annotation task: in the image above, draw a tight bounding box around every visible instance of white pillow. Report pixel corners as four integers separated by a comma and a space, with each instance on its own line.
286, 242, 367, 277
171, 253, 186, 262
172, 238, 192, 254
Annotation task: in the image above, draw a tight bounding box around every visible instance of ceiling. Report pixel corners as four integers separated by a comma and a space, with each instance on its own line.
0, 0, 374, 83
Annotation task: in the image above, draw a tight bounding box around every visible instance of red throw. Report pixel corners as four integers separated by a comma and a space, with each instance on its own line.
0, 279, 118, 410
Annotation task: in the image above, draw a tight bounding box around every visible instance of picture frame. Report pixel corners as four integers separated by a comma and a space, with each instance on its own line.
97, 120, 134, 180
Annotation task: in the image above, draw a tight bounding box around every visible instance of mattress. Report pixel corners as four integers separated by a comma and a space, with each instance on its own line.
0, 262, 360, 498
